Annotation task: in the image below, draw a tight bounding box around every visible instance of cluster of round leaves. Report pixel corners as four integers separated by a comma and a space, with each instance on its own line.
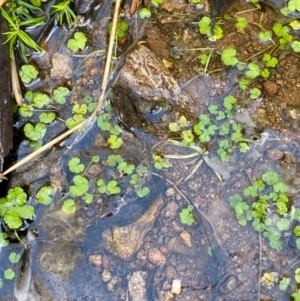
62, 153, 152, 214
0, 187, 34, 230
19, 85, 99, 149
0, 251, 22, 289
279, 267, 300, 301
168, 95, 250, 163
228, 171, 300, 251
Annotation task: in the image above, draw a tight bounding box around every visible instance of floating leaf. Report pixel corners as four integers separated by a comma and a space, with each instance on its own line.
4, 268, 15, 280
67, 32, 87, 52
62, 199, 76, 214
68, 157, 85, 174
37, 186, 54, 205
9, 252, 20, 264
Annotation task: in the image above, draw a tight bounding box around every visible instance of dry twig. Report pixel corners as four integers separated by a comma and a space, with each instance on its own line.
1, 0, 122, 178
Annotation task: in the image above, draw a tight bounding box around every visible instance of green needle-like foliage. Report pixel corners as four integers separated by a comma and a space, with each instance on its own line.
51, 0, 78, 29
1, 4, 45, 61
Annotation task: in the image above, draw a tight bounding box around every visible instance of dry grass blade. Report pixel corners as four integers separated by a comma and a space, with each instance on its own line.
11, 52, 23, 105
1, 0, 122, 178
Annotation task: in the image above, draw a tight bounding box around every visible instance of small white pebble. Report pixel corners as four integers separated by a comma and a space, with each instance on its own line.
171, 279, 181, 295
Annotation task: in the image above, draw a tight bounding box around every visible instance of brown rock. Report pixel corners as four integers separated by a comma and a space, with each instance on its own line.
102, 254, 110, 270
268, 148, 284, 160
172, 220, 184, 232
102, 269, 112, 283
88, 254, 102, 267
50, 53, 72, 79
148, 248, 166, 266
162, 281, 172, 290
159, 291, 174, 301
263, 81, 278, 96
128, 271, 147, 301
180, 230, 192, 247
167, 237, 197, 256
165, 201, 180, 218
165, 266, 177, 279
102, 196, 164, 260
176, 263, 185, 272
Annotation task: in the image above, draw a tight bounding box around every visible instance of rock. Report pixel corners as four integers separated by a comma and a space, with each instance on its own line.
89, 255, 102, 267
263, 80, 278, 96
172, 220, 184, 232
165, 201, 179, 218
162, 281, 172, 290
167, 237, 198, 256
107, 276, 118, 292
102, 196, 164, 260
159, 291, 174, 301
50, 53, 72, 79
128, 271, 147, 301
180, 230, 192, 248
102, 270, 111, 283
165, 266, 177, 279
119, 45, 188, 105
171, 279, 182, 295
148, 248, 167, 266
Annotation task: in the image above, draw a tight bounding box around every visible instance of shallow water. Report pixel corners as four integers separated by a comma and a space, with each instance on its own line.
1, 0, 300, 300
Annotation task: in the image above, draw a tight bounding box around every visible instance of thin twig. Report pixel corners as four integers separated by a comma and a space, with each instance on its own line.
2, 122, 84, 176
92, 0, 122, 117
1, 0, 122, 178
154, 172, 223, 249
258, 231, 262, 301
11, 52, 23, 105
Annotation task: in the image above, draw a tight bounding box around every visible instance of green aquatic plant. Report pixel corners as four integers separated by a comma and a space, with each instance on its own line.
69, 175, 89, 197
24, 122, 46, 145
19, 104, 34, 118
39, 112, 56, 124
108, 20, 128, 39
228, 171, 300, 251
25, 91, 50, 108
0, 187, 34, 230
62, 199, 76, 214
19, 64, 39, 84
235, 16, 248, 30
97, 179, 121, 195
221, 47, 238, 66
279, 268, 300, 300
36, 186, 54, 205
68, 157, 85, 173
8, 252, 20, 264
4, 268, 15, 280
198, 16, 223, 41
151, 0, 163, 7
67, 32, 87, 52
153, 155, 172, 170
139, 7, 151, 19
66, 114, 85, 129
179, 205, 196, 226
168, 92, 251, 163
53, 87, 70, 104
